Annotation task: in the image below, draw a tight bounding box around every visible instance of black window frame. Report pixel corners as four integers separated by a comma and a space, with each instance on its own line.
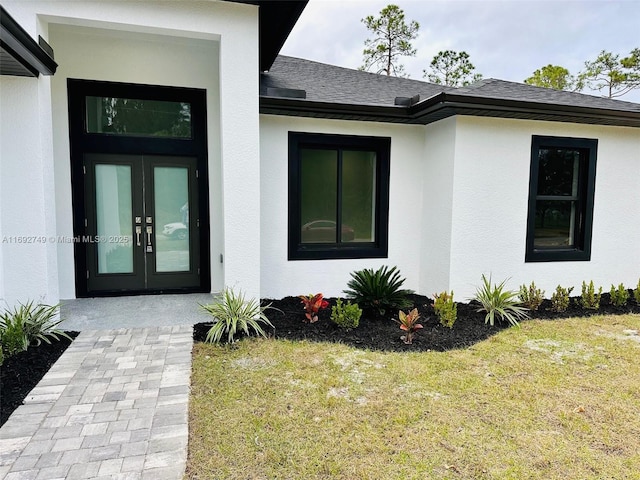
525, 135, 598, 262
288, 132, 391, 260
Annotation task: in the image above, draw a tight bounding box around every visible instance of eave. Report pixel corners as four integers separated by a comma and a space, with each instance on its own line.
1, 5, 57, 77
260, 92, 640, 128
233, 1, 308, 72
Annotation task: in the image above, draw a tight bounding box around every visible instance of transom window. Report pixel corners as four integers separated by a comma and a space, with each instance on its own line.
525, 136, 598, 262
288, 132, 390, 260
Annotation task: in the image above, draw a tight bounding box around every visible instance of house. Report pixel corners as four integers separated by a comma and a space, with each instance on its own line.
1, 1, 638, 309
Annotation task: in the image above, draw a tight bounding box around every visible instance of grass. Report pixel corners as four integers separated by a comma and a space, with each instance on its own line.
187, 314, 640, 479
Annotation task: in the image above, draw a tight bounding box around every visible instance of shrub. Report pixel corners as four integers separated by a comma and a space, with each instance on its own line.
201, 288, 275, 344
0, 313, 29, 359
433, 291, 457, 328
472, 274, 529, 327
330, 299, 362, 329
609, 283, 629, 307
579, 281, 602, 310
634, 279, 640, 305
0, 301, 69, 360
299, 293, 329, 323
344, 265, 413, 316
518, 281, 545, 311
396, 308, 422, 344
550, 285, 573, 313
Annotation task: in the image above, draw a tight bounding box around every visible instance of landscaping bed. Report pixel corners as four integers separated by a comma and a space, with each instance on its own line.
193, 292, 640, 351
0, 332, 78, 426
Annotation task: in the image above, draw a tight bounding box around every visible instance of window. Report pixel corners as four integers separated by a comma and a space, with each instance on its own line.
288, 132, 390, 260
525, 136, 597, 262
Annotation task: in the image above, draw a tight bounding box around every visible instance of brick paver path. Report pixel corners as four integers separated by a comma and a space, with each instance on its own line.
0, 325, 192, 480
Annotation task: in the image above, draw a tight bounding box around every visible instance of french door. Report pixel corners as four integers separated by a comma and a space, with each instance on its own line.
68, 79, 210, 297
85, 154, 200, 292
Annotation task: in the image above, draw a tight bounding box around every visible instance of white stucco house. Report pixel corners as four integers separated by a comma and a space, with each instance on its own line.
1, 0, 639, 308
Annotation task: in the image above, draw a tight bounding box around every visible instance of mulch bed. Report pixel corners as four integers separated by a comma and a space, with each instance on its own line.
1, 332, 78, 426
193, 292, 640, 352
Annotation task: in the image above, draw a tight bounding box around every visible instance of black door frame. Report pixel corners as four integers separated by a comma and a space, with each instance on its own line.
68, 78, 211, 297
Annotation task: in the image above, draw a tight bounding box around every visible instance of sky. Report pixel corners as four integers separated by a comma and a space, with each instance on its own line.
280, 0, 640, 103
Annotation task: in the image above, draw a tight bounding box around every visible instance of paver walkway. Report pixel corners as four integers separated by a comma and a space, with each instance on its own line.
0, 325, 193, 480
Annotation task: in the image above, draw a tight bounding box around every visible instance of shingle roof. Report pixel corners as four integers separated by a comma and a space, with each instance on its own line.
261, 55, 455, 106
260, 55, 640, 127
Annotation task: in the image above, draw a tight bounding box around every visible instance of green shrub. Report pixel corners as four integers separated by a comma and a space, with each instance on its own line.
330, 299, 362, 329
0, 301, 68, 359
472, 274, 529, 327
0, 347, 4, 367
634, 279, 640, 305
580, 281, 602, 310
550, 285, 573, 313
609, 283, 629, 307
0, 312, 29, 358
433, 291, 457, 328
518, 281, 545, 311
201, 288, 275, 344
343, 265, 413, 316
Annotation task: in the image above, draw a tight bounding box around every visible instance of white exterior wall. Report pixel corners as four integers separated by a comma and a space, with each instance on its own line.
420, 117, 456, 296
260, 115, 425, 298
447, 116, 640, 298
2, 0, 261, 301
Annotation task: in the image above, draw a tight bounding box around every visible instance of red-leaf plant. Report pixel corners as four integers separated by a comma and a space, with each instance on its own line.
299, 293, 329, 323
396, 308, 423, 344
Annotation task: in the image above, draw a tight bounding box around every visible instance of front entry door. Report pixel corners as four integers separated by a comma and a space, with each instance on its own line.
85, 154, 200, 292
68, 79, 210, 297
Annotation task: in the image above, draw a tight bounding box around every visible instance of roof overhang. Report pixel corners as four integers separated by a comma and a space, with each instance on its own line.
1, 5, 57, 77
233, 0, 308, 72
260, 92, 640, 128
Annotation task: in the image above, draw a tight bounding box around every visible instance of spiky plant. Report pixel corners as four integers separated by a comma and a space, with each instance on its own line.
472, 274, 529, 327
201, 288, 275, 344
343, 265, 413, 316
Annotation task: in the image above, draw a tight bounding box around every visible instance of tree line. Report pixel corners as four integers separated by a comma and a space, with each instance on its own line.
360, 4, 640, 98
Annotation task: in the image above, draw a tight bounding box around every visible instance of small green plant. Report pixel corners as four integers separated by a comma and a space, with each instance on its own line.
472, 274, 529, 327
634, 279, 640, 305
0, 301, 69, 360
580, 280, 602, 310
299, 293, 329, 323
344, 265, 413, 316
609, 283, 629, 307
330, 298, 362, 329
201, 288, 275, 344
0, 314, 29, 359
433, 291, 457, 328
518, 281, 545, 311
396, 308, 422, 344
550, 285, 574, 313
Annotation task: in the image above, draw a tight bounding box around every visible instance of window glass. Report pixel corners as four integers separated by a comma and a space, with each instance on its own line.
537, 149, 580, 196
300, 149, 337, 243
342, 151, 376, 243
534, 199, 576, 248
86, 96, 192, 138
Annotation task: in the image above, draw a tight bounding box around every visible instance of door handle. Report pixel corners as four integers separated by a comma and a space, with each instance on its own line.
135, 226, 142, 247
146, 225, 153, 253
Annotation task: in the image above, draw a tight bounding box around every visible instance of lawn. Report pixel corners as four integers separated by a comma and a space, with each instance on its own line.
187, 314, 640, 479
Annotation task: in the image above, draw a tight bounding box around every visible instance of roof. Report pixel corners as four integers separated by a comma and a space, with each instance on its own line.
0, 5, 57, 77
260, 56, 640, 128
233, 1, 308, 71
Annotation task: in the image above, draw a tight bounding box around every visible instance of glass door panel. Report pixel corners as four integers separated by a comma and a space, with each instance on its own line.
95, 164, 134, 273
154, 166, 190, 272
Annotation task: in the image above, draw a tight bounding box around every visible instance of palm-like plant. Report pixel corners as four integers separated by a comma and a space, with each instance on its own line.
344, 265, 413, 316
201, 288, 275, 344
473, 274, 529, 327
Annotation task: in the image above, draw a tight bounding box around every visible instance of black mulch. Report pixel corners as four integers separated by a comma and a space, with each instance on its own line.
193, 292, 640, 352
1, 332, 78, 426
